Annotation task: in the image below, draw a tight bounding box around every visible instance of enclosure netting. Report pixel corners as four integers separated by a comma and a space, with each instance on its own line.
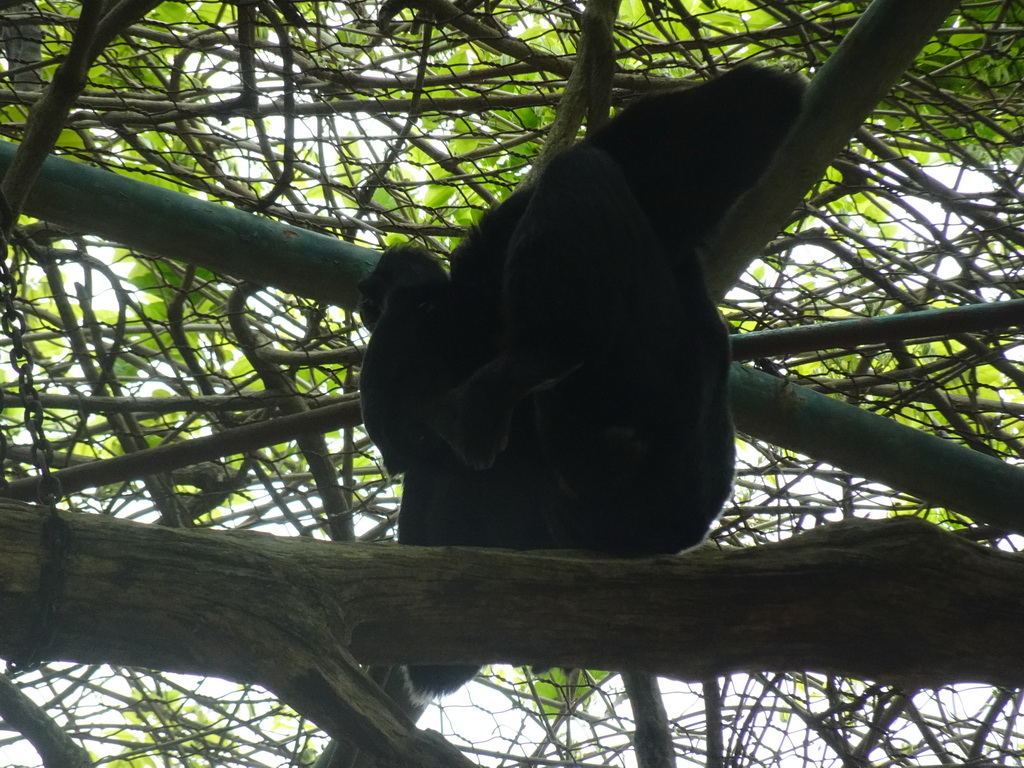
0, 0, 1022, 766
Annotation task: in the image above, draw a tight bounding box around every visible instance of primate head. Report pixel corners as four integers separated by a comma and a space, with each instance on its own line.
357, 245, 448, 331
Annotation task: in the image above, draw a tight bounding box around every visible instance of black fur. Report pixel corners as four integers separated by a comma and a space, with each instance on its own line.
357, 66, 804, 698
444, 143, 735, 554
359, 247, 567, 698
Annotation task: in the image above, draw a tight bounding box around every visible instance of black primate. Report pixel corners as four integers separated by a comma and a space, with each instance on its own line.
357, 66, 804, 697
357, 246, 468, 475
443, 143, 734, 554
589, 65, 804, 284
359, 246, 568, 697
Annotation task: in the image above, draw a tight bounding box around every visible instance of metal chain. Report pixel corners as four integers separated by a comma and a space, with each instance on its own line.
0, 194, 62, 504
0, 191, 68, 672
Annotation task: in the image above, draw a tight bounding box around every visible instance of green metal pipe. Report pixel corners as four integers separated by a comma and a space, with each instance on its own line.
732, 300, 1024, 360
730, 364, 1024, 531
0, 139, 378, 308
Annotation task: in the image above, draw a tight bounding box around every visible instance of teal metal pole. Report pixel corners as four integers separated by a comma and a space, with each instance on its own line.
0, 139, 379, 308
730, 364, 1024, 531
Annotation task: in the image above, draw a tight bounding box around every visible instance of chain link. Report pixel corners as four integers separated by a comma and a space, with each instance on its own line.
0, 197, 62, 504
1, 191, 68, 672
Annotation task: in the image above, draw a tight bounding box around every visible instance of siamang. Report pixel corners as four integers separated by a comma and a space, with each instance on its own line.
358, 246, 564, 545
438, 142, 734, 554
357, 65, 804, 698
359, 245, 568, 695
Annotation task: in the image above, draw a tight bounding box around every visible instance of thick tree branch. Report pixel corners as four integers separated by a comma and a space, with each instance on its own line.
1, 499, 470, 768
2, 501, 1023, 707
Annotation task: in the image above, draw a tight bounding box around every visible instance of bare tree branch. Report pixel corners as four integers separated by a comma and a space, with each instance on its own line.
0, 673, 91, 768
703, 0, 963, 298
